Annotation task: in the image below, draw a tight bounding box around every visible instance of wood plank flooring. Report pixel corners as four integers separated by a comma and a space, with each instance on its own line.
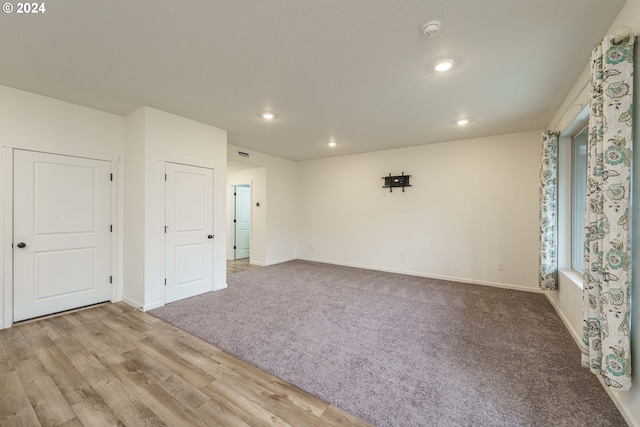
227, 259, 262, 276
0, 302, 372, 427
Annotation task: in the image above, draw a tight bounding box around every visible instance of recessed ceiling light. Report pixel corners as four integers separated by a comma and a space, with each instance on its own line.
456, 118, 470, 126
328, 140, 337, 147
434, 60, 454, 72
262, 112, 275, 120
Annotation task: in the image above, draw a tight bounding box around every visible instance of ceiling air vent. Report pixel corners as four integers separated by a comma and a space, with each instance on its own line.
238, 151, 249, 158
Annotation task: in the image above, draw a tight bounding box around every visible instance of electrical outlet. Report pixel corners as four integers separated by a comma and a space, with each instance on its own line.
497, 263, 504, 271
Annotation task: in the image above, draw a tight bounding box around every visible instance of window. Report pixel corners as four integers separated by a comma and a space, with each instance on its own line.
571, 125, 588, 272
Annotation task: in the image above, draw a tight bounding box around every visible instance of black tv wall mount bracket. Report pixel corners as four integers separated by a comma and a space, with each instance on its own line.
382, 172, 411, 192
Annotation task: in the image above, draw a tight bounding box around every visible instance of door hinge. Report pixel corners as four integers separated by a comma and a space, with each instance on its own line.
110, 173, 113, 181
234, 245, 236, 249
164, 226, 167, 233
110, 224, 113, 232
109, 275, 113, 284
165, 174, 167, 181
234, 193, 237, 196
164, 278, 167, 286
234, 219, 236, 223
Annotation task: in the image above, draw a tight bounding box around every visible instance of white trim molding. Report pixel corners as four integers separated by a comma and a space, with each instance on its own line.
298, 257, 542, 294
121, 296, 144, 311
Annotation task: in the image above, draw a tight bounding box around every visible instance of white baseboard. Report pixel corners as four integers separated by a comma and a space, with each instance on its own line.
544, 293, 638, 427
297, 257, 541, 294
143, 301, 164, 311
0, 321, 4, 330
596, 377, 638, 427
214, 283, 228, 291
265, 257, 297, 266
543, 292, 581, 346
227, 257, 296, 268
121, 296, 144, 310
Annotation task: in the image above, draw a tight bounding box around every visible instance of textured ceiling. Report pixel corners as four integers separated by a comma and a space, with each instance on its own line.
0, 0, 626, 161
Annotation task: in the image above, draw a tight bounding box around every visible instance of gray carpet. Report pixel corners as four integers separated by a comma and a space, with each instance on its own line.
150, 260, 627, 427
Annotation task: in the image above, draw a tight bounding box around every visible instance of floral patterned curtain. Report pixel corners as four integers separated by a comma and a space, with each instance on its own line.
539, 131, 559, 291
582, 32, 633, 391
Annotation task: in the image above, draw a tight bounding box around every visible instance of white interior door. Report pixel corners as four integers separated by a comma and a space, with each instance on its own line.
165, 162, 214, 304
234, 185, 251, 260
13, 150, 112, 322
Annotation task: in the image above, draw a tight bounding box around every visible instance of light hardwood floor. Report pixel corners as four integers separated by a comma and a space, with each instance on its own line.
227, 258, 262, 276
0, 302, 372, 427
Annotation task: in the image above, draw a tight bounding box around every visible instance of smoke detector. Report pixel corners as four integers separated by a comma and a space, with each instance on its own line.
421, 20, 441, 38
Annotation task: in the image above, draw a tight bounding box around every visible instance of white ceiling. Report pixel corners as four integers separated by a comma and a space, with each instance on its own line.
0, 0, 626, 161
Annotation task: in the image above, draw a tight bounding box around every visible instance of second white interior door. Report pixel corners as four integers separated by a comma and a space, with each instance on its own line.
165, 162, 214, 304
234, 185, 251, 260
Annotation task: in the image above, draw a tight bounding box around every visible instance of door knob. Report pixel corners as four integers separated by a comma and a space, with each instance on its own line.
207, 235, 213, 239
16, 242, 26, 248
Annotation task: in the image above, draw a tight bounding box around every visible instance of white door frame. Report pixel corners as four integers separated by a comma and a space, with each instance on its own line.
1, 144, 119, 329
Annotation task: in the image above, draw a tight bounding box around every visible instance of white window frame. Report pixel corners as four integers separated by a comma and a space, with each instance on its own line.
557, 104, 589, 288
571, 124, 588, 273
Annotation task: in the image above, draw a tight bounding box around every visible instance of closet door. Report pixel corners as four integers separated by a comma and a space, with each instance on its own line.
165, 162, 214, 303
13, 150, 111, 322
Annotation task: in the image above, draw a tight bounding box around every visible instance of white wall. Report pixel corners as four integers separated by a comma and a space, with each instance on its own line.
545, 1, 640, 424
228, 145, 298, 265
124, 107, 228, 311
0, 85, 125, 328
227, 167, 267, 264
0, 89, 228, 318
266, 157, 299, 265
123, 108, 146, 307
298, 130, 541, 291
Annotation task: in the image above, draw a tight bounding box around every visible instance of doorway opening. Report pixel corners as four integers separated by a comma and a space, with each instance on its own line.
232, 184, 251, 260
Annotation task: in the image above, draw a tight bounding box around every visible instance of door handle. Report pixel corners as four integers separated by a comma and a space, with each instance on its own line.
16, 242, 26, 248
207, 235, 213, 239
